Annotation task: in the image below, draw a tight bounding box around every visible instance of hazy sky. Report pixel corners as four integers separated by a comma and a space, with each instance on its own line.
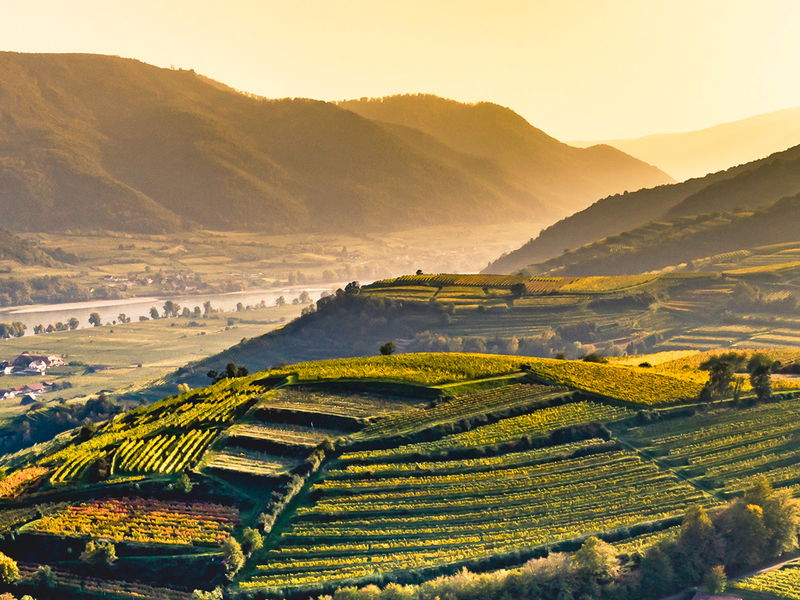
3, 0, 799, 140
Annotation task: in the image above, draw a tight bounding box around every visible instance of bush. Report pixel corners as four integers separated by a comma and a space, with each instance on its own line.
80, 540, 117, 567
241, 527, 264, 556
0, 552, 18, 584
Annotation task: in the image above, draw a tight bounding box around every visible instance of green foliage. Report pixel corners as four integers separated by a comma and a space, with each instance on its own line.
241, 527, 264, 556
0, 551, 18, 584
79, 539, 117, 567
572, 536, 619, 581
702, 565, 727, 594
379, 341, 396, 356
222, 537, 245, 579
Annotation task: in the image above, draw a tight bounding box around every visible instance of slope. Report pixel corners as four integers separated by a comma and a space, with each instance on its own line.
573, 106, 800, 181
340, 94, 672, 216
0, 53, 672, 235
520, 195, 800, 276
487, 144, 800, 273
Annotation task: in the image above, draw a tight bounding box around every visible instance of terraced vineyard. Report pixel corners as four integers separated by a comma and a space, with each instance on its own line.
0, 352, 797, 599
620, 393, 800, 494
244, 448, 705, 593
23, 497, 239, 546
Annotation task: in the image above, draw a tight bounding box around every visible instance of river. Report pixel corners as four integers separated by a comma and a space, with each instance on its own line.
0, 284, 341, 335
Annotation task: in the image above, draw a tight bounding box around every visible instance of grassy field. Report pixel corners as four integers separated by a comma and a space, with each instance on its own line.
0, 304, 299, 418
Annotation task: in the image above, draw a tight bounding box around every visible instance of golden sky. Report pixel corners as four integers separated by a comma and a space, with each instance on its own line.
4, 0, 800, 140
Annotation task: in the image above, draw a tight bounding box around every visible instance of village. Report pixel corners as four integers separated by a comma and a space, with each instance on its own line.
0, 353, 64, 402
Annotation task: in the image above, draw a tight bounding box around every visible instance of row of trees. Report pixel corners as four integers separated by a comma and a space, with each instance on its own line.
312, 479, 799, 600
700, 352, 776, 401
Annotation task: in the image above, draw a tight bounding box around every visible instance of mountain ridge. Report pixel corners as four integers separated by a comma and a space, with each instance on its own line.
0, 53, 671, 234
572, 106, 800, 181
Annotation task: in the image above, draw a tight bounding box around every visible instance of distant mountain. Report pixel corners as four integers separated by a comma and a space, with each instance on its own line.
0, 54, 672, 235
340, 95, 671, 216
573, 107, 800, 181
486, 144, 800, 274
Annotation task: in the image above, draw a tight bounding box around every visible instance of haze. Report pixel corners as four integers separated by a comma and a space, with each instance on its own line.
3, 0, 799, 140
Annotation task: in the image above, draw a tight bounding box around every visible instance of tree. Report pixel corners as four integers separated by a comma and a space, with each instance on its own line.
573, 536, 619, 581
344, 281, 360, 295
88, 312, 102, 327
236, 302, 244, 312
149, 307, 160, 320
379, 341, 396, 355
510, 282, 527, 298
0, 322, 26, 338
702, 565, 727, 594
241, 527, 264, 556
68, 317, 80, 330
700, 359, 735, 400
675, 505, 723, 583
638, 544, 675, 597
163, 300, 180, 318
203, 300, 213, 316
207, 363, 249, 383
749, 354, 773, 401
275, 296, 286, 307
0, 551, 18, 584
221, 537, 245, 579
80, 539, 117, 567
719, 501, 768, 568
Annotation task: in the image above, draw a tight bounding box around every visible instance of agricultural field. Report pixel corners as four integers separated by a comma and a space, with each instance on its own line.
732, 560, 800, 600
619, 393, 800, 495
0, 352, 797, 599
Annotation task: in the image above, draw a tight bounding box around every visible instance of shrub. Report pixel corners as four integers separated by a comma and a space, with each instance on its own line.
0, 552, 18, 584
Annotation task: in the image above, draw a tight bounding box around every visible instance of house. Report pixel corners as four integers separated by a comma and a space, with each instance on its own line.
0, 389, 14, 400
16, 360, 48, 376
12, 354, 64, 369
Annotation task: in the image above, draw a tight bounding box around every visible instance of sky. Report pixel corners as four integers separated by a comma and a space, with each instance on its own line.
3, 0, 800, 140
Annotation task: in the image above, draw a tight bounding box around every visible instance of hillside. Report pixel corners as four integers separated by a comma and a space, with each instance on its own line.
487, 144, 800, 273
519, 195, 800, 276
0, 53, 671, 234
162, 265, 800, 394
573, 106, 800, 181
0, 352, 798, 600
0, 228, 60, 266
340, 94, 671, 215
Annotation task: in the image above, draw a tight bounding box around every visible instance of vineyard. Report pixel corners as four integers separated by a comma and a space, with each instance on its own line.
732, 560, 800, 599
0, 352, 797, 598
242, 447, 706, 593
621, 394, 800, 494
23, 497, 239, 546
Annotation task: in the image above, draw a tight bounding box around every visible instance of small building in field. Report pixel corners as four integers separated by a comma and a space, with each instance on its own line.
12, 354, 64, 369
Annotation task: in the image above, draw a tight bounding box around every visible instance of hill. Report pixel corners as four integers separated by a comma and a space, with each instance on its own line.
0, 53, 671, 234
0, 228, 61, 266
486, 144, 800, 273
340, 94, 671, 216
0, 352, 798, 599
519, 195, 800, 276
573, 106, 800, 181
161, 265, 800, 394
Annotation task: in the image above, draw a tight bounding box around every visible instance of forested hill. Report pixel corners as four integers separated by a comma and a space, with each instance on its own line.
340, 94, 671, 216
487, 143, 800, 274
0, 53, 671, 235
518, 194, 800, 276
